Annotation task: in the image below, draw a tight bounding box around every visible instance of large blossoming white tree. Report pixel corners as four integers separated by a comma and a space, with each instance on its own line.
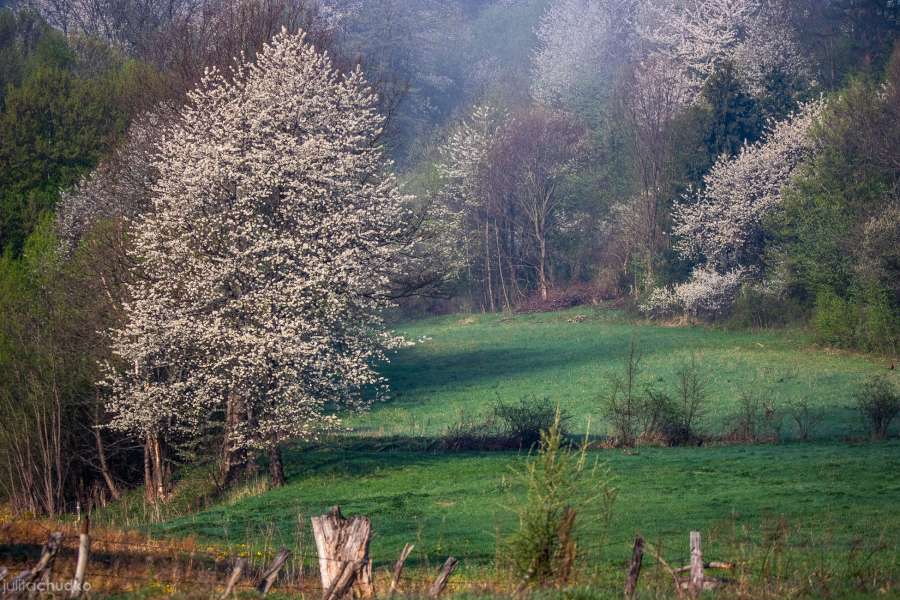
107, 29, 408, 489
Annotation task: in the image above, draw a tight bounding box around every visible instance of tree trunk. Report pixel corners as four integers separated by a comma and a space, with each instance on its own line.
144, 432, 169, 502
93, 403, 120, 501
268, 444, 285, 487
484, 221, 495, 312
538, 234, 549, 301
222, 391, 251, 487
143, 442, 153, 502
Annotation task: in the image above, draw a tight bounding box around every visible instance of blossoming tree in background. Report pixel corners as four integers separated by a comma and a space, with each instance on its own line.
643, 99, 825, 318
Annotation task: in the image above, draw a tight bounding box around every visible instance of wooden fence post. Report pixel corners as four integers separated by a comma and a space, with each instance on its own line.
220, 557, 247, 599
256, 549, 290, 596
689, 532, 704, 596
69, 517, 91, 598
311, 506, 374, 599
428, 557, 458, 599
388, 543, 415, 598
624, 536, 644, 598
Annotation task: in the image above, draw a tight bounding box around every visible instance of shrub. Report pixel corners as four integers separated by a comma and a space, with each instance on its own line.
494, 396, 569, 449
672, 354, 709, 443
728, 286, 806, 329
641, 267, 745, 320
638, 356, 709, 446
812, 287, 899, 353
726, 390, 782, 443
789, 399, 824, 441
507, 410, 616, 589
439, 417, 501, 451
855, 376, 900, 440
639, 390, 681, 445
856, 284, 899, 354
601, 337, 644, 447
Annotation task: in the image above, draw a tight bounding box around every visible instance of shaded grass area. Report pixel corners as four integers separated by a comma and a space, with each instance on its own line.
358, 308, 895, 439
152, 440, 900, 573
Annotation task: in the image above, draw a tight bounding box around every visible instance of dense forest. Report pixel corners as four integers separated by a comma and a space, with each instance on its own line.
0, 0, 897, 517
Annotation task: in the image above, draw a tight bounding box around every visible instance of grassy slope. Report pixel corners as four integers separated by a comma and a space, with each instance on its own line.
151, 309, 900, 574
358, 308, 894, 438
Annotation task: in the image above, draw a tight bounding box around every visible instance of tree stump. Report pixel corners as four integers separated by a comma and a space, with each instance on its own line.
311, 506, 374, 599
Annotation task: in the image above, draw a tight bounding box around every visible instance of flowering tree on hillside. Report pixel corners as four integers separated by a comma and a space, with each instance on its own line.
643, 98, 825, 318
437, 104, 509, 310
639, 0, 806, 100
673, 99, 825, 269
107, 29, 408, 489
532, 0, 638, 106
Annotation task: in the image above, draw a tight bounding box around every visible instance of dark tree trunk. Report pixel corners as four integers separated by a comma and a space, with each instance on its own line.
93, 403, 120, 500
144, 432, 169, 502
268, 444, 285, 487
222, 391, 251, 487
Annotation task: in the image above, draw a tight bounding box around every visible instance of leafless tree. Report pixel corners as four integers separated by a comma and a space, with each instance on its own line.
485, 108, 585, 301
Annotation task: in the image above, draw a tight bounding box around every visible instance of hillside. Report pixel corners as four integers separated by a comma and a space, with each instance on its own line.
111, 309, 899, 576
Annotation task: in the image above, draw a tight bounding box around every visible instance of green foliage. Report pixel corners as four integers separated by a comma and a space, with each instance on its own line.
811, 289, 857, 346
507, 410, 615, 588
811, 285, 899, 354
758, 67, 803, 123
0, 8, 142, 254
493, 396, 570, 450
774, 50, 900, 353
855, 376, 900, 440
727, 287, 807, 330
700, 62, 764, 160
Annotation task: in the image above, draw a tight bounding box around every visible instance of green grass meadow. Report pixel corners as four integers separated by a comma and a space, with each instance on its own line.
360, 308, 893, 439
154, 441, 900, 572
142, 308, 900, 580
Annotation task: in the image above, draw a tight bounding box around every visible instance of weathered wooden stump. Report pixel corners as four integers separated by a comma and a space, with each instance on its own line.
311, 506, 374, 599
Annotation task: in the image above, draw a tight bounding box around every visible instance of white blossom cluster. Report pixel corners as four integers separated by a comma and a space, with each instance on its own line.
105, 30, 408, 451
643, 99, 824, 318
436, 103, 507, 267
673, 98, 824, 269
532, 0, 808, 109
438, 104, 506, 209
532, 0, 638, 105
638, 0, 807, 100
641, 266, 745, 317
